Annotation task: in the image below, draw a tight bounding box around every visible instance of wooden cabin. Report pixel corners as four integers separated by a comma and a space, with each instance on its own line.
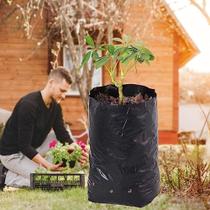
0, 1, 198, 143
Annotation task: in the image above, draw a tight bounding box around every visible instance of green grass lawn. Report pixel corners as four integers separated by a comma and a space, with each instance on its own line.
0, 188, 206, 210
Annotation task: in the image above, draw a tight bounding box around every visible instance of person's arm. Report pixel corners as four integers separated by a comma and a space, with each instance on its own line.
53, 105, 88, 164
32, 153, 62, 170
53, 104, 73, 144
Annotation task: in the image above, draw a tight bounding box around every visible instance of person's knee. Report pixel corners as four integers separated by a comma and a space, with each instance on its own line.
5, 170, 30, 187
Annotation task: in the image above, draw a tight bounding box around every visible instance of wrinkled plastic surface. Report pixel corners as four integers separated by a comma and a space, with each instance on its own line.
88, 84, 160, 208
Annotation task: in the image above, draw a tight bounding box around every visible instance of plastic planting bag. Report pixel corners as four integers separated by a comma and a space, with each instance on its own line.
88, 84, 160, 208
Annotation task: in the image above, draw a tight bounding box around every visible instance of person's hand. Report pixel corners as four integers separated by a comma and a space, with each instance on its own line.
32, 153, 64, 171
68, 142, 89, 165
47, 162, 64, 171
79, 149, 89, 165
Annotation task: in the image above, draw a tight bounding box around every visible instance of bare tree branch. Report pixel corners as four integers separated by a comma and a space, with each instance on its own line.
190, 0, 210, 25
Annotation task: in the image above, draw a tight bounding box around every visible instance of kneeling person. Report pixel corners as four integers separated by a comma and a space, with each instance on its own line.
0, 67, 88, 187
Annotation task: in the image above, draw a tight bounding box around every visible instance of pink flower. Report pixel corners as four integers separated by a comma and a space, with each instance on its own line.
76, 140, 86, 151
49, 139, 57, 148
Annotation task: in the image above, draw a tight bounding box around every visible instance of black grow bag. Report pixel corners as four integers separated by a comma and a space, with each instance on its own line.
88, 84, 160, 208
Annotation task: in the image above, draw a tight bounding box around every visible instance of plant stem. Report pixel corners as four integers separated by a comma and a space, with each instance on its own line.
118, 81, 123, 104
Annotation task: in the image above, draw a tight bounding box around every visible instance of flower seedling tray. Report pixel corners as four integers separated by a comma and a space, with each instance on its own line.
30, 173, 85, 190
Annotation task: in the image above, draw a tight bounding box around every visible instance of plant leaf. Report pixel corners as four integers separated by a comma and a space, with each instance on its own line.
141, 48, 155, 61
85, 35, 95, 47
94, 55, 110, 69
121, 51, 137, 64
108, 45, 115, 55
80, 51, 92, 67
92, 51, 100, 60
113, 46, 126, 58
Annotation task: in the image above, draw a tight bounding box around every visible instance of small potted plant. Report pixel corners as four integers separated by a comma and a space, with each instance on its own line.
47, 140, 83, 168
68, 147, 83, 168
81, 35, 160, 208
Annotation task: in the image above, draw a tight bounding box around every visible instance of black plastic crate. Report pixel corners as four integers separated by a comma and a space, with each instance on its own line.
30, 173, 85, 190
